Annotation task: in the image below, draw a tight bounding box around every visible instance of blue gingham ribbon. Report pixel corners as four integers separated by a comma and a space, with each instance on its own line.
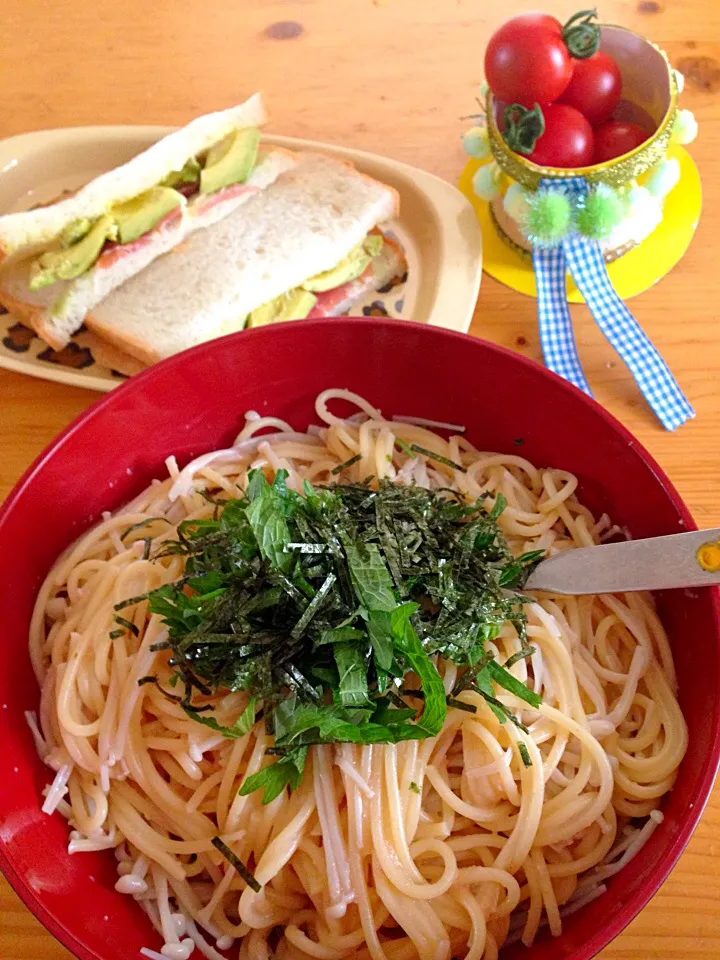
532, 176, 694, 431
533, 245, 592, 397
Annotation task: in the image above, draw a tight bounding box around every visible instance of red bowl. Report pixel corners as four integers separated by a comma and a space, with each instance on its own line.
1, 317, 718, 960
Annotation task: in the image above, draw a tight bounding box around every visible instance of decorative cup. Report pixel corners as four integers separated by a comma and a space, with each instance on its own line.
487, 25, 680, 261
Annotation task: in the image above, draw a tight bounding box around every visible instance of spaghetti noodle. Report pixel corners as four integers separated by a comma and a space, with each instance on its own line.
29, 388, 687, 960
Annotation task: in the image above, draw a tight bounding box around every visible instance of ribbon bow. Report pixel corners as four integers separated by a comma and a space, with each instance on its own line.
533, 176, 694, 431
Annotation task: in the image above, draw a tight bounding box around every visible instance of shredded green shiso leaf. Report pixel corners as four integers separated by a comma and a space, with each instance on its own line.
130, 471, 543, 802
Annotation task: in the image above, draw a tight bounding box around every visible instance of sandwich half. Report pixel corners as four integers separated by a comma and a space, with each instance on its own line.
0, 95, 296, 348
84, 153, 407, 365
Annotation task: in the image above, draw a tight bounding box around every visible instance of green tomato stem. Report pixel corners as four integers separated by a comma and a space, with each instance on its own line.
563, 8, 601, 59
502, 103, 545, 156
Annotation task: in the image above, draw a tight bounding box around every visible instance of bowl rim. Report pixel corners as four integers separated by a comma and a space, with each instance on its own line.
1, 316, 719, 960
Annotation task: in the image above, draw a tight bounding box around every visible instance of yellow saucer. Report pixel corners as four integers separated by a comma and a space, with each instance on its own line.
458, 144, 701, 302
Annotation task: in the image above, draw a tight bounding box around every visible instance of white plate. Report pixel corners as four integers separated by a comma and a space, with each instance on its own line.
0, 128, 482, 392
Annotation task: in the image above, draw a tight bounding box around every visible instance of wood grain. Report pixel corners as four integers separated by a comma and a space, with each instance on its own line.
1, 1, 719, 957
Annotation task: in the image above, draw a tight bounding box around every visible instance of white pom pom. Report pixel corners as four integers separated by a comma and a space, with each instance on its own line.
472, 162, 502, 201
623, 185, 663, 242
674, 69, 685, 94
463, 126, 490, 159
503, 182, 531, 222
646, 157, 681, 198
672, 108, 698, 145
625, 184, 654, 216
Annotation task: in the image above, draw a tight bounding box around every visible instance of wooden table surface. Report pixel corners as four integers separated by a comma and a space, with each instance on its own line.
1, 0, 719, 957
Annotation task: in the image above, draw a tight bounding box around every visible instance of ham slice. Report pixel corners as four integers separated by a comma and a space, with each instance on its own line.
95, 183, 259, 272
190, 182, 261, 217
308, 264, 375, 318
96, 206, 184, 270
307, 235, 407, 319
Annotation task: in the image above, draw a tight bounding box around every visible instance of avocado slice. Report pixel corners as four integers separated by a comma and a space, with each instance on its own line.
302, 234, 384, 293
247, 288, 317, 328
162, 156, 202, 188
111, 186, 185, 244
29, 215, 117, 289
200, 127, 260, 195
58, 218, 93, 247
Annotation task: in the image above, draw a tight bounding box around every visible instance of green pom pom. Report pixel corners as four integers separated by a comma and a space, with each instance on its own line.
574, 185, 625, 240
521, 190, 572, 247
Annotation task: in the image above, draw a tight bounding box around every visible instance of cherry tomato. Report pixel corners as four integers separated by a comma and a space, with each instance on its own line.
592, 120, 650, 163
558, 51, 622, 126
526, 104, 594, 168
485, 13, 573, 107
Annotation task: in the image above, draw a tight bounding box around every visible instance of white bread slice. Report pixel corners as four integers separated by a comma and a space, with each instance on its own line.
0, 148, 296, 349
82, 235, 404, 374
85, 154, 400, 365
74, 329, 147, 377
0, 94, 266, 259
